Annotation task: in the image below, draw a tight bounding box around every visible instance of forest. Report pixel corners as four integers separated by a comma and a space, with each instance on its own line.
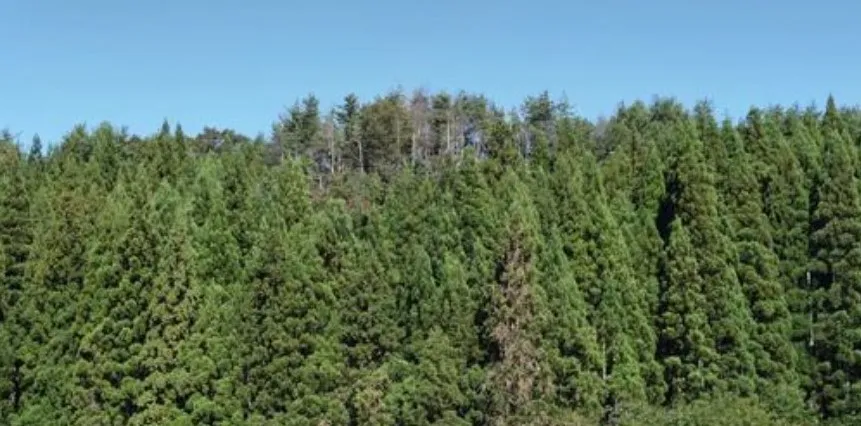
1, 89, 861, 425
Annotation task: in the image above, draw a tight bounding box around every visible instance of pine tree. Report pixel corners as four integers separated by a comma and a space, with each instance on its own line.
446, 153, 500, 366
70, 173, 154, 424
721, 120, 806, 418
659, 118, 757, 400
807, 123, 861, 420
536, 229, 602, 416
234, 167, 348, 424
484, 169, 551, 425
182, 157, 244, 424
658, 218, 715, 403
2, 88, 851, 425
756, 113, 814, 394
128, 182, 200, 425
13, 163, 100, 424
0, 137, 31, 423
379, 329, 471, 425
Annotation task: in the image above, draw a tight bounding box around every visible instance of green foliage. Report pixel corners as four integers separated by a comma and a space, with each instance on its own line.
618, 396, 807, 426
808, 125, 861, 419
3, 92, 860, 425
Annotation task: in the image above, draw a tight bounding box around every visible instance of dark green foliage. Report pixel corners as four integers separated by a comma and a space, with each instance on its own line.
659, 118, 757, 402
0, 135, 33, 424
483, 169, 551, 425
658, 218, 715, 402
807, 124, 861, 419
618, 396, 797, 426
720, 121, 806, 419
2, 92, 857, 425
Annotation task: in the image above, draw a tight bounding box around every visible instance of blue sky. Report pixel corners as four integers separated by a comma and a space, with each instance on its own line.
1, 0, 859, 145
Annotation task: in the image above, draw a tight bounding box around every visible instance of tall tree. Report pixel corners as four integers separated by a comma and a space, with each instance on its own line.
721, 120, 806, 419
0, 136, 31, 423
336, 93, 364, 173
807, 119, 861, 420
658, 218, 714, 403
658, 118, 756, 401
484, 169, 550, 425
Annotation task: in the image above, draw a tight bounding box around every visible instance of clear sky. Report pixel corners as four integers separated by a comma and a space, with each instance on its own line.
1, 0, 859, 145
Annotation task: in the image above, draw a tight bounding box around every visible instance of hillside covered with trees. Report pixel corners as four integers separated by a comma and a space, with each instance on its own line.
2, 90, 861, 425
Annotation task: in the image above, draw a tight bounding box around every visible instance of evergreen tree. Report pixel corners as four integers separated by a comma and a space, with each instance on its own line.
554, 151, 658, 414
0, 137, 31, 423
13, 163, 99, 424
127, 182, 199, 425
2, 88, 854, 425
484, 169, 551, 425
658, 218, 715, 403
182, 157, 245, 424
70, 174, 154, 424
536, 229, 603, 416
808, 124, 861, 420
759, 114, 814, 393
235, 167, 348, 424
721, 120, 806, 419
659, 118, 757, 400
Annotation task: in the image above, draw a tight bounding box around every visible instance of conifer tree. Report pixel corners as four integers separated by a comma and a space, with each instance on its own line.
658, 218, 715, 403
598, 110, 665, 362
484, 169, 551, 426
377, 328, 471, 425
536, 230, 602, 415
0, 137, 32, 423
70, 173, 154, 424
182, 157, 244, 424
754, 115, 813, 381
310, 198, 404, 420
807, 122, 861, 420
127, 182, 200, 425
659, 118, 756, 400
3, 87, 856, 425
694, 101, 730, 198
447, 152, 500, 367
529, 143, 603, 414
13, 162, 100, 424
554, 149, 659, 411
234, 167, 348, 424
88, 123, 124, 192
721, 120, 806, 418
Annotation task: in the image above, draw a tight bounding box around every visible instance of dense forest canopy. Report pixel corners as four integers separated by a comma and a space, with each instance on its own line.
2, 89, 861, 425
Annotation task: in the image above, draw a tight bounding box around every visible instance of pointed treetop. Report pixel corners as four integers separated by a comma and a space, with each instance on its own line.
825, 94, 837, 113
160, 118, 171, 136
29, 134, 43, 158
823, 94, 842, 133
174, 123, 185, 141
720, 117, 744, 158
693, 98, 714, 117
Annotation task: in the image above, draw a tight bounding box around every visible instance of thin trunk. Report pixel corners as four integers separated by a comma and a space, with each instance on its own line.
12, 361, 21, 411
395, 115, 401, 163
328, 129, 335, 175
455, 115, 464, 155
358, 138, 365, 174
808, 271, 814, 347
601, 339, 608, 381
411, 131, 418, 166
446, 119, 451, 154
